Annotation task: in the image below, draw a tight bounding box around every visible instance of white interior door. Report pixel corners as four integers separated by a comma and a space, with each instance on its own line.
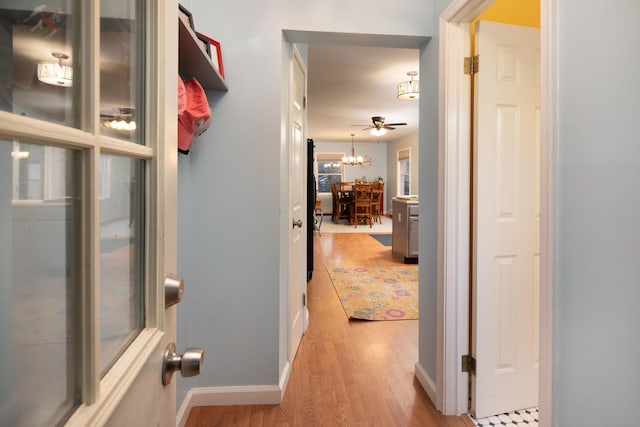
0, 1, 181, 426
288, 47, 308, 361
472, 20, 540, 418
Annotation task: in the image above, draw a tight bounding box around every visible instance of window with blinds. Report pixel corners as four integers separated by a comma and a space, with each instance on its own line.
316, 152, 343, 193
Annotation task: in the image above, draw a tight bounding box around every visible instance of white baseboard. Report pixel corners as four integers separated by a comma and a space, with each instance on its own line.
279, 360, 291, 400
177, 361, 291, 427
414, 362, 437, 405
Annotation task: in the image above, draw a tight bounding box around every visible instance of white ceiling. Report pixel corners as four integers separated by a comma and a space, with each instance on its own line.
306, 44, 420, 144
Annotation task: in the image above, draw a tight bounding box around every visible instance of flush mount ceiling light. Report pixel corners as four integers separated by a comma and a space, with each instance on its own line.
342, 134, 364, 166
397, 71, 419, 100
37, 52, 73, 87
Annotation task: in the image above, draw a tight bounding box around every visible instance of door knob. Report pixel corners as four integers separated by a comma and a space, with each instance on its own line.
292, 219, 303, 228
162, 342, 204, 385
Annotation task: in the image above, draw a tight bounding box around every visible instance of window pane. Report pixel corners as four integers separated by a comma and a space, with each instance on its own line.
399, 159, 410, 174
399, 159, 410, 195
317, 158, 342, 194
1, 4, 78, 127
11, 142, 72, 201
318, 174, 341, 194
99, 155, 144, 374
100, 1, 145, 143
1, 139, 80, 426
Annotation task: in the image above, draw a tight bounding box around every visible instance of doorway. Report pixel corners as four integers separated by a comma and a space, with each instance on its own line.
283, 30, 426, 374
437, 0, 552, 423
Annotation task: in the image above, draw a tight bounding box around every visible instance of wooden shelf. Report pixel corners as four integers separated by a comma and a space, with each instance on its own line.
178, 14, 228, 91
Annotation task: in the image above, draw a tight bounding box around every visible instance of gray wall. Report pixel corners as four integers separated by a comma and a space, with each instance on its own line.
553, 1, 640, 425
176, 0, 434, 405
417, 1, 441, 389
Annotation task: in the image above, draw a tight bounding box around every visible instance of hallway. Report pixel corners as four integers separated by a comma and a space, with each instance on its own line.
185, 233, 474, 426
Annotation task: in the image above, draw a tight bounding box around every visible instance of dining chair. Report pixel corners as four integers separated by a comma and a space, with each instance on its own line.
370, 185, 383, 223
332, 182, 352, 224
330, 182, 339, 223
353, 183, 373, 228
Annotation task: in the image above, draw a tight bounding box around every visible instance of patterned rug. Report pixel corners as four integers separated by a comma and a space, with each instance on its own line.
327, 266, 419, 320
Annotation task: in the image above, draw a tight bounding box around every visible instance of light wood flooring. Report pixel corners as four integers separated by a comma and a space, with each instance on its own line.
185, 233, 474, 427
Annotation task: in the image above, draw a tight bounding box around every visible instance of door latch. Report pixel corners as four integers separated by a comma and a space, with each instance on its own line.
164, 274, 184, 308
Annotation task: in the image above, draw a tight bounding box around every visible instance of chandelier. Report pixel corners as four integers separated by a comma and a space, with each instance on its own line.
37, 52, 73, 87
397, 71, 419, 100
342, 134, 363, 165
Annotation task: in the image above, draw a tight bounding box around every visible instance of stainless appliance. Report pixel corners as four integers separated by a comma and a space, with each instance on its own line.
392, 196, 419, 263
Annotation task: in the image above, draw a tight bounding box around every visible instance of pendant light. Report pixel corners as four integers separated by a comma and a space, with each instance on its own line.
342, 134, 363, 165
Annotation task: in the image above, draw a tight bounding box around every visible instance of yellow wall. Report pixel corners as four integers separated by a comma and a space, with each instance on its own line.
477, 0, 540, 28
472, 0, 540, 53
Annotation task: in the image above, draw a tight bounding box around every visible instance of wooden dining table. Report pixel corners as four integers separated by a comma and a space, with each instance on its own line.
333, 183, 354, 224
332, 181, 384, 226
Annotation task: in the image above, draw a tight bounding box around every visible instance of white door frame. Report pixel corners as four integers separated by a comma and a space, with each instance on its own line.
436, 0, 554, 424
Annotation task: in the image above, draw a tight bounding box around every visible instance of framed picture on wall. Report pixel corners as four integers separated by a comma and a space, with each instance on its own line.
196, 32, 224, 78
195, 33, 211, 58
178, 4, 195, 30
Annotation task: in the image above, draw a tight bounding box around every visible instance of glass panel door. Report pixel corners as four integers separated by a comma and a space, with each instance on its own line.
0, 0, 155, 425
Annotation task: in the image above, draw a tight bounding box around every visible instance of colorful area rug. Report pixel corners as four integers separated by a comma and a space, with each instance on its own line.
327, 266, 419, 320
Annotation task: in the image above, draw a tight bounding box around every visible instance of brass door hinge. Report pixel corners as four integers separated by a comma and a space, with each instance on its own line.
302, 293, 306, 306
461, 355, 476, 375
464, 55, 479, 75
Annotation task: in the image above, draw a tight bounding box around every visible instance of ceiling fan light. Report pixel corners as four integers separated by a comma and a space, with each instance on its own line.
370, 127, 387, 136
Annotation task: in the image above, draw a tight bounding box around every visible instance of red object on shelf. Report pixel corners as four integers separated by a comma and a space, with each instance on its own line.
177, 76, 211, 154
196, 32, 224, 79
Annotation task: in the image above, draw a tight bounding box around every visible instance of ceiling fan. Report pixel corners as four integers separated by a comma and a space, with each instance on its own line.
355, 116, 407, 136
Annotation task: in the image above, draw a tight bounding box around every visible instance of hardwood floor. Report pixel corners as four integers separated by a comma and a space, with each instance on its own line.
185, 233, 474, 427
